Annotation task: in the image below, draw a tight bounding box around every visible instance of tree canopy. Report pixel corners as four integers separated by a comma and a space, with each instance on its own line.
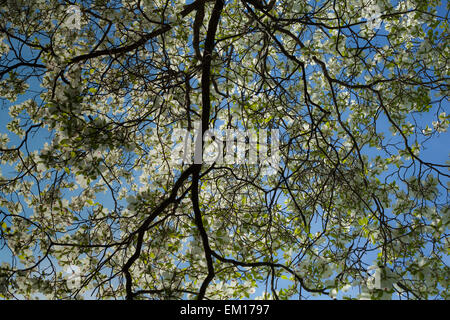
0, 0, 449, 300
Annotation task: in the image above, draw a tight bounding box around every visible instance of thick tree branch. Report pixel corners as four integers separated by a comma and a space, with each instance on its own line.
189, 0, 225, 300
122, 165, 195, 300
191, 169, 215, 300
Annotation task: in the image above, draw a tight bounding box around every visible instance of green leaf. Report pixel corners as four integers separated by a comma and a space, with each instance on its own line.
358, 217, 369, 226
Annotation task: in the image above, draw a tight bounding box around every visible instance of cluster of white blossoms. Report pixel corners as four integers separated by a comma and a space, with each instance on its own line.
358, 265, 397, 300
432, 112, 449, 133
422, 112, 449, 135
64, 265, 82, 290
61, 5, 82, 30
361, 1, 383, 30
